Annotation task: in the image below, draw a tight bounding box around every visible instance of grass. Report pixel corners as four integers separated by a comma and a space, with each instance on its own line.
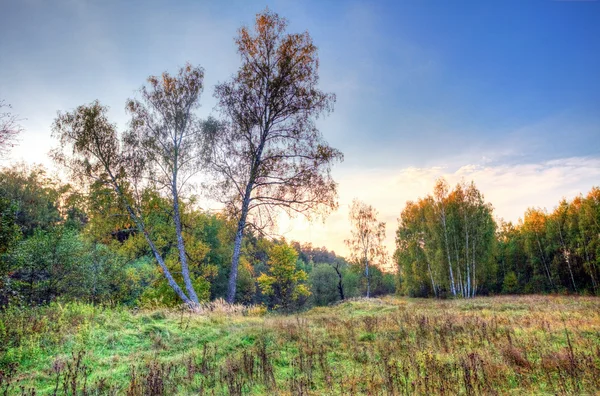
1, 295, 599, 395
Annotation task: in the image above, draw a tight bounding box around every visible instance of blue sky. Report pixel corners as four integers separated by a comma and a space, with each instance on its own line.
1, 0, 599, 255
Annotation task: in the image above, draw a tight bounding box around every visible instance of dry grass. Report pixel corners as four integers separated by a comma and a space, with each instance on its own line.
2, 295, 599, 394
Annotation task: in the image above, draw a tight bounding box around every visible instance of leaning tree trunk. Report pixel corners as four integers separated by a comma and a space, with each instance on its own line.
426, 257, 437, 298
106, 168, 192, 306
536, 235, 555, 291
172, 178, 199, 304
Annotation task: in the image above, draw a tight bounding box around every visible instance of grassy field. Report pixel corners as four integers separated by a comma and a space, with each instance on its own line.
1, 295, 600, 395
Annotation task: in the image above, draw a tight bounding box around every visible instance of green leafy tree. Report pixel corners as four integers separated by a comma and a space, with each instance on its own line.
309, 264, 339, 306
257, 243, 310, 310
0, 197, 19, 255
0, 164, 62, 236
52, 65, 213, 307
0, 196, 20, 306
395, 180, 496, 298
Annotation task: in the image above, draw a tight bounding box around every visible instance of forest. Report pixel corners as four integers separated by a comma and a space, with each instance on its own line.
1, 7, 599, 395
1, 162, 598, 312
395, 179, 600, 298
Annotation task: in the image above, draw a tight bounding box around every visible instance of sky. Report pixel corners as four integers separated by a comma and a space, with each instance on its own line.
1, 0, 599, 260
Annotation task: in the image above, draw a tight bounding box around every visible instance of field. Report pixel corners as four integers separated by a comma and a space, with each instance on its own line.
1, 295, 600, 395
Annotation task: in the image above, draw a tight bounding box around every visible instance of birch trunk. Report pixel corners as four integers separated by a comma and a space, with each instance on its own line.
441, 209, 456, 296
557, 224, 577, 292
106, 166, 192, 305
172, 178, 199, 304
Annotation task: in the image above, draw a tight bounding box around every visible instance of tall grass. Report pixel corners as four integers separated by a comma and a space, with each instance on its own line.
1, 295, 599, 394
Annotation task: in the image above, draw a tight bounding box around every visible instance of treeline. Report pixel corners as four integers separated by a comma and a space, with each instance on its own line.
0, 164, 393, 309
395, 179, 600, 297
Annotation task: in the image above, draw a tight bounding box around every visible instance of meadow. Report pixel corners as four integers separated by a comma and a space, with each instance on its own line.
1, 295, 599, 395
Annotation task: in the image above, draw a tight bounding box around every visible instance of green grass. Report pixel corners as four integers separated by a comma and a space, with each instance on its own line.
1, 295, 600, 394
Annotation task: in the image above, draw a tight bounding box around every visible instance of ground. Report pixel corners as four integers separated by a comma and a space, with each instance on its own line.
1, 295, 599, 395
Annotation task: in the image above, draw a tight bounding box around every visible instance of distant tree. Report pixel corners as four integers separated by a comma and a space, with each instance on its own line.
0, 165, 62, 236
496, 220, 528, 293
395, 180, 496, 298
547, 200, 577, 292
345, 199, 387, 298
309, 264, 339, 306
257, 243, 310, 310
433, 178, 457, 296
576, 188, 600, 292
211, 9, 342, 303
8, 227, 85, 304
330, 257, 348, 300
0, 100, 22, 157
52, 64, 213, 307
395, 198, 438, 297
522, 208, 555, 292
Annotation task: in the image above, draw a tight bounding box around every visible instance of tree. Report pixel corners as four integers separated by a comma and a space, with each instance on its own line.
257, 243, 310, 310
395, 198, 438, 297
0, 196, 19, 255
0, 164, 62, 236
125, 64, 211, 305
577, 188, 600, 292
395, 180, 496, 298
212, 9, 342, 303
309, 264, 339, 306
345, 199, 387, 298
52, 64, 212, 307
547, 200, 577, 292
0, 196, 20, 306
330, 257, 348, 300
0, 100, 22, 157
433, 178, 457, 296
522, 208, 555, 292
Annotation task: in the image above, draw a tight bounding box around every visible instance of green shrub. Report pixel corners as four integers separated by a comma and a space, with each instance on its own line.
140, 276, 211, 308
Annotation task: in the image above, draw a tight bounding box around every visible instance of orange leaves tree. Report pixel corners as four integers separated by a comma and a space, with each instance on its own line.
211, 10, 342, 303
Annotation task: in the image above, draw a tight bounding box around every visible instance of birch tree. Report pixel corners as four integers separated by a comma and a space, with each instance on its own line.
548, 200, 577, 292
345, 199, 387, 298
125, 64, 211, 304
433, 178, 457, 296
396, 180, 495, 298
211, 10, 342, 303
52, 65, 211, 307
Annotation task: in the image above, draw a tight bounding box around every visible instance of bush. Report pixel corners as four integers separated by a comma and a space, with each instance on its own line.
140, 276, 211, 308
